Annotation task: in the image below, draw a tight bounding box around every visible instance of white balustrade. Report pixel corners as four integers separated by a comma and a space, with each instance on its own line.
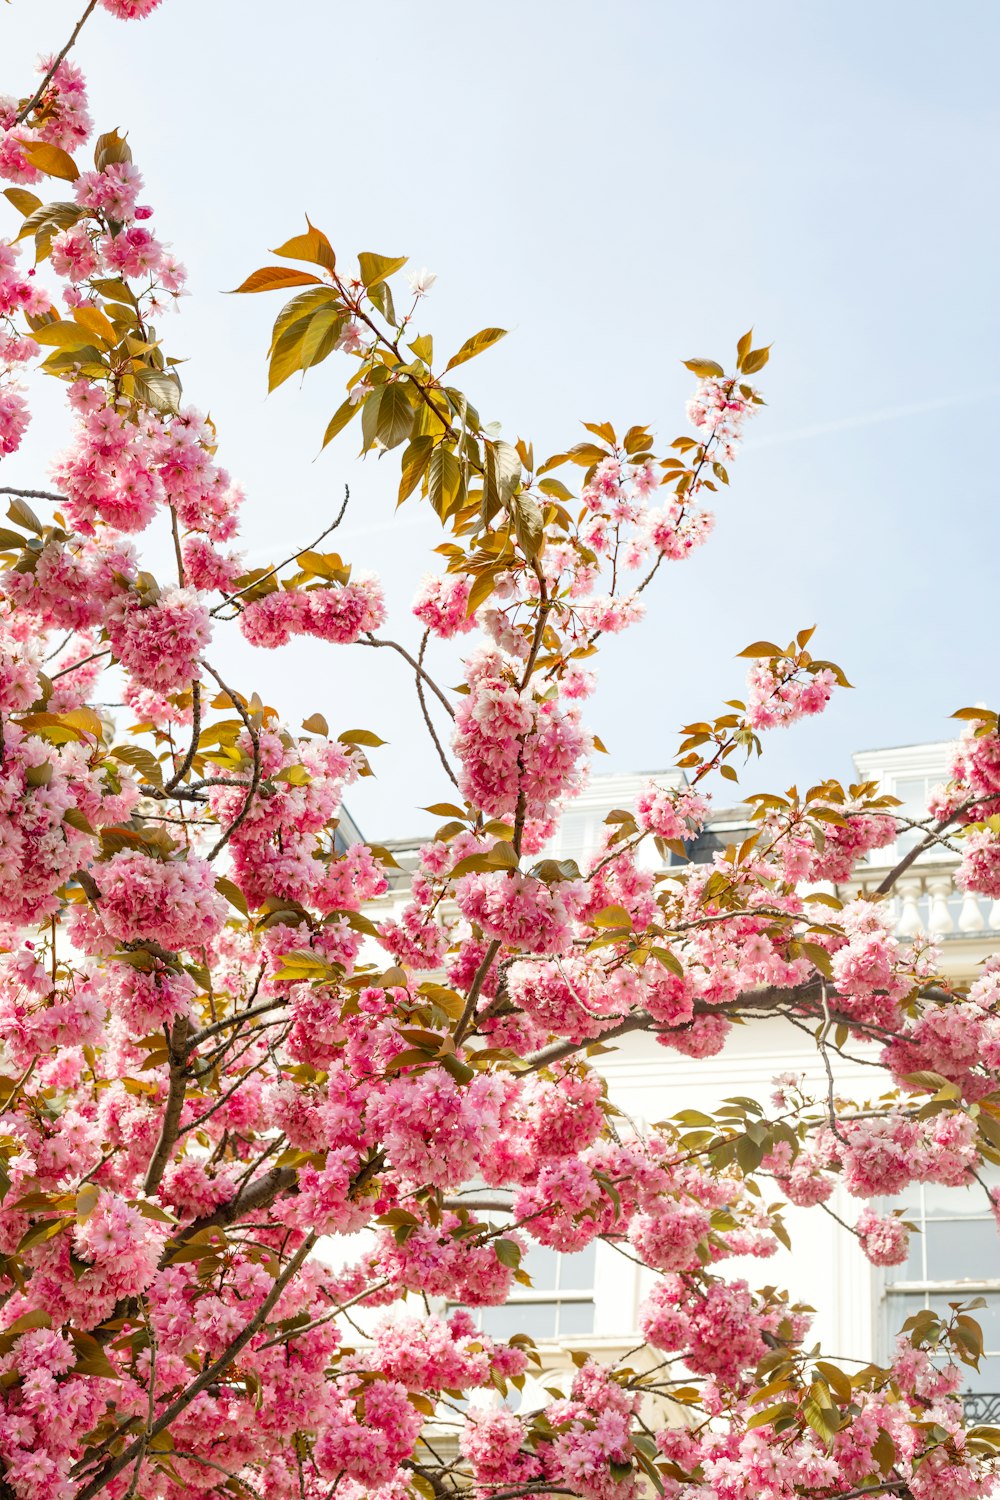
855, 865, 1000, 942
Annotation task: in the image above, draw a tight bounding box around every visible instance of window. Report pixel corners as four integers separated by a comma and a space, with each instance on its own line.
885, 775, 937, 858
462, 1240, 597, 1342
883, 1178, 1000, 1405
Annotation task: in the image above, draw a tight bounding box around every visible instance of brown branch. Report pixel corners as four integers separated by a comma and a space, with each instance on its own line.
415, 629, 460, 787
142, 1016, 189, 1195
522, 1011, 655, 1072
14, 0, 99, 125
212, 485, 351, 615
163, 680, 201, 793
360, 633, 456, 719
175, 1164, 299, 1246
187, 997, 282, 1051
0, 485, 69, 505
50, 646, 111, 680
75, 1233, 317, 1499
872, 796, 983, 896
202, 663, 262, 860
453, 939, 501, 1046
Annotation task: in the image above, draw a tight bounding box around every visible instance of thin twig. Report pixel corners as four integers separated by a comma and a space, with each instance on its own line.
163, 680, 202, 792
14, 0, 99, 126
0, 485, 69, 505
202, 663, 262, 860
212, 485, 351, 614
415, 629, 459, 787
50, 647, 111, 680
360, 633, 456, 720
122, 1304, 156, 1500
142, 1016, 189, 1194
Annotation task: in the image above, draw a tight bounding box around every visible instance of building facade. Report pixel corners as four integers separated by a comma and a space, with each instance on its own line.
361, 741, 1000, 1419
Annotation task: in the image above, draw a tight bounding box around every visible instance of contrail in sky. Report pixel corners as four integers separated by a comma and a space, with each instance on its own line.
753, 387, 1000, 450
240, 386, 1000, 566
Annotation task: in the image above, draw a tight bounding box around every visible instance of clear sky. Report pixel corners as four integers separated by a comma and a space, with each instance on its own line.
4, 0, 999, 838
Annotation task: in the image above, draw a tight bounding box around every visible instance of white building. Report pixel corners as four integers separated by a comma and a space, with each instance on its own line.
363, 741, 1000, 1423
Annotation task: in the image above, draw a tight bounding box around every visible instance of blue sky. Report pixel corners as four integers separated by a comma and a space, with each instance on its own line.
4, 0, 999, 836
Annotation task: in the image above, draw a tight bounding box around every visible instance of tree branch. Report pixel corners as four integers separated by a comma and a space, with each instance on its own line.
75, 1233, 317, 1499
212, 485, 351, 615
142, 1016, 189, 1195
360, 634, 456, 719
202, 663, 262, 860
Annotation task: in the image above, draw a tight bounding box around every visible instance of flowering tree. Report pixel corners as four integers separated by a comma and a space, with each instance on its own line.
1, 5, 1000, 1499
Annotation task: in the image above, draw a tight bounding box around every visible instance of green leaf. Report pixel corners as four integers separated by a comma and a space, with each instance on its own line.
230, 266, 324, 294
215, 877, 249, 917
70, 1330, 119, 1380
741, 345, 771, 373
428, 446, 462, 517
398, 435, 433, 504
591, 904, 632, 929
338, 729, 387, 747
444, 326, 508, 373
511, 493, 543, 560
299, 306, 344, 370
31, 320, 96, 351
494, 1238, 522, 1268
375, 384, 414, 450
18, 1215, 71, 1252
322, 396, 360, 449
6, 499, 42, 536
270, 287, 340, 352
268, 318, 311, 392
94, 129, 132, 173
409, 333, 433, 363
110, 743, 163, 790
736, 640, 785, 659
466, 570, 497, 615
358, 251, 407, 287
131, 369, 182, 416
3, 187, 41, 216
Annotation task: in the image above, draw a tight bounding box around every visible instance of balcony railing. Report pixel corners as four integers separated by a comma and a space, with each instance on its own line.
963, 1392, 1000, 1423
849, 859, 1000, 942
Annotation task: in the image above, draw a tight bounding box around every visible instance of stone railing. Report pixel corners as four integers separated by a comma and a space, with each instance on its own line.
849, 857, 1000, 943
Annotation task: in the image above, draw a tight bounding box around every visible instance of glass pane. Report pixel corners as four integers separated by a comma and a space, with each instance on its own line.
926, 1220, 1000, 1282
560, 1243, 597, 1290
557, 1300, 595, 1337
959, 1356, 1000, 1394
893, 778, 930, 812
921, 1180, 994, 1219
521, 1243, 559, 1291
889, 1230, 926, 1283
479, 1301, 558, 1341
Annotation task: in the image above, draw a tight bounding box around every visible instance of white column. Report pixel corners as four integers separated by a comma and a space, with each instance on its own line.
958, 888, 986, 933
926, 877, 955, 937
896, 877, 924, 937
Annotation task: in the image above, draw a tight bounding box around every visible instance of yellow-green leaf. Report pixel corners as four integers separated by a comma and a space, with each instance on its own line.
444, 326, 507, 373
